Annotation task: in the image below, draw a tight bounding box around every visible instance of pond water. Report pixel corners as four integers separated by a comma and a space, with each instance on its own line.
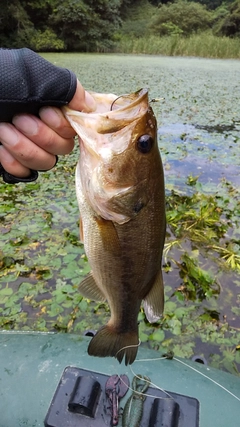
0, 54, 239, 374
49, 53, 240, 187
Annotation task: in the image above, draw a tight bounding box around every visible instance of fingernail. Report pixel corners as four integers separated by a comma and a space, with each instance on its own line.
39, 107, 62, 127
0, 123, 19, 146
12, 115, 39, 136
84, 91, 96, 112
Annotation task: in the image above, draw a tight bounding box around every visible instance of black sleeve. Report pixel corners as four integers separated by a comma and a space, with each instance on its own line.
0, 48, 77, 122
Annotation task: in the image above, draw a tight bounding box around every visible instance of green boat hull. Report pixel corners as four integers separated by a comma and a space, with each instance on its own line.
0, 331, 239, 427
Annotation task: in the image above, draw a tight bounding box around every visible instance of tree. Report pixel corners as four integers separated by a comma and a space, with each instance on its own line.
118, 0, 156, 37
50, 0, 122, 51
191, 0, 235, 11
0, 0, 64, 50
0, 0, 124, 51
0, 0, 34, 47
216, 0, 240, 36
150, 0, 213, 36
22, 0, 59, 31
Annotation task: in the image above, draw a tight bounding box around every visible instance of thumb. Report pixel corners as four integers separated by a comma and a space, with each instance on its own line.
68, 79, 96, 112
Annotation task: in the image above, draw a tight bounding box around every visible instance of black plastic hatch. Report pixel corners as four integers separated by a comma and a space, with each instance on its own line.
44, 366, 199, 427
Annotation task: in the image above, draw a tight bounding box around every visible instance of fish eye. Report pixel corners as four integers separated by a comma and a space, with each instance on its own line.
136, 135, 154, 154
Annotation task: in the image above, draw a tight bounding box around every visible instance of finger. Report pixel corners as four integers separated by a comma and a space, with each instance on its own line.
68, 80, 96, 112
39, 80, 96, 137
12, 115, 75, 155
0, 145, 31, 178
0, 123, 57, 171
39, 106, 76, 139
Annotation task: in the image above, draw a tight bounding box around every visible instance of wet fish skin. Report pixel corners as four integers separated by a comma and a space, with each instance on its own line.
64, 89, 165, 365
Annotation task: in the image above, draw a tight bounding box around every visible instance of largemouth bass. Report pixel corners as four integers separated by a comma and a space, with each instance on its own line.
64, 88, 165, 365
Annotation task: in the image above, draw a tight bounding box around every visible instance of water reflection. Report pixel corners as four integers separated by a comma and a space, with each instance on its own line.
158, 123, 239, 188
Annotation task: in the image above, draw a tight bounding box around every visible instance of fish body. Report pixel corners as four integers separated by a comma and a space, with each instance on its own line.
64, 89, 165, 365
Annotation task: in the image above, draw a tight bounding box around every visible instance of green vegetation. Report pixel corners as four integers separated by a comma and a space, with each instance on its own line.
142, 178, 240, 375
0, 51, 240, 374
1, 0, 240, 58
0, 169, 239, 374
0, 0, 123, 52
114, 0, 240, 57
114, 32, 240, 58
150, 1, 213, 36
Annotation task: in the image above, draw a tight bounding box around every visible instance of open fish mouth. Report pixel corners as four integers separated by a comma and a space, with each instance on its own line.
64, 88, 149, 116
63, 88, 153, 223
63, 88, 150, 157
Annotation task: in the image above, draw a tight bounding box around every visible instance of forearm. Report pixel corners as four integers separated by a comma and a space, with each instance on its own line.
0, 48, 77, 122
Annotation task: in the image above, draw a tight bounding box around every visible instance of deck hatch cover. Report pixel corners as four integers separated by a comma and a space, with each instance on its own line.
44, 366, 199, 427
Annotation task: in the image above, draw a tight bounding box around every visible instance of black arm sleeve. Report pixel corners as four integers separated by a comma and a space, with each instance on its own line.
0, 48, 77, 122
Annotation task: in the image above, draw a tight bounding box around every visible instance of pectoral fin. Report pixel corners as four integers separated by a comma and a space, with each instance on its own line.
79, 272, 106, 302
79, 217, 84, 244
143, 269, 164, 323
95, 217, 121, 256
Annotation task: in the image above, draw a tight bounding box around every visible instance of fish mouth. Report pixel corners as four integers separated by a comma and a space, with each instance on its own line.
63, 88, 150, 157
65, 88, 153, 225
64, 88, 149, 117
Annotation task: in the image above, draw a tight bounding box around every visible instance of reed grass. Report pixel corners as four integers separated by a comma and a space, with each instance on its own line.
114, 32, 240, 59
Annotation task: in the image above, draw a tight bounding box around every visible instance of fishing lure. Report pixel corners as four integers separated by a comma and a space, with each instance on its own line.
122, 375, 150, 427
105, 374, 129, 426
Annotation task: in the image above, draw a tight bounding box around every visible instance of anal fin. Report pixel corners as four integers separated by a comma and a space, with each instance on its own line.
143, 269, 164, 323
79, 272, 106, 302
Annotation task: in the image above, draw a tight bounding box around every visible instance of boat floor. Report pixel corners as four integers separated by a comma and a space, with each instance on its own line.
0, 331, 239, 426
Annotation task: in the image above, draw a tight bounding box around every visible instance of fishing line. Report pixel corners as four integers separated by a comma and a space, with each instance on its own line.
115, 344, 240, 403
137, 355, 240, 402
129, 365, 174, 400
115, 341, 173, 401
134, 356, 167, 363
114, 339, 141, 360
115, 369, 172, 402
173, 357, 240, 402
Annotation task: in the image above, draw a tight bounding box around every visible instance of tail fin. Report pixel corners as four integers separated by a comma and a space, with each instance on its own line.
88, 325, 139, 365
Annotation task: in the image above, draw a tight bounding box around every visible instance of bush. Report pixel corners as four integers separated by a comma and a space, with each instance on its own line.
157, 22, 183, 36
118, 0, 155, 38
30, 29, 65, 52
150, 0, 213, 36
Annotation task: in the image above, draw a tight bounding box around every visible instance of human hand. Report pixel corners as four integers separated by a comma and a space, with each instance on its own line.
0, 80, 96, 179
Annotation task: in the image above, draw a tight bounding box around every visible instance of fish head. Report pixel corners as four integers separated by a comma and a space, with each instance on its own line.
64, 88, 161, 224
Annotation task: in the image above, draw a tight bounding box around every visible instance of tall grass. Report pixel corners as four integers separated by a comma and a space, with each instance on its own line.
114, 32, 240, 59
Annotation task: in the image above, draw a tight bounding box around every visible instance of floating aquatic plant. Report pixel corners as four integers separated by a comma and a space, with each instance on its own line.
0, 54, 240, 374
